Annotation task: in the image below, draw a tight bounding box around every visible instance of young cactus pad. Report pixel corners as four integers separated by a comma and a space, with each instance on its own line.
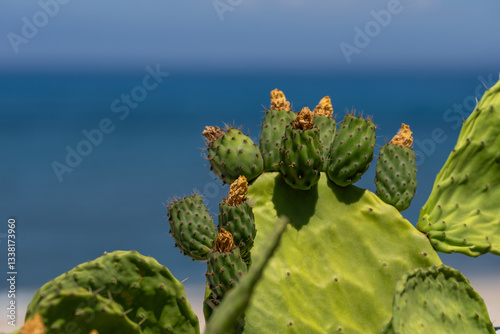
418, 78, 500, 256
239, 173, 441, 333
312, 96, 336, 171
382, 265, 495, 334
25, 250, 200, 334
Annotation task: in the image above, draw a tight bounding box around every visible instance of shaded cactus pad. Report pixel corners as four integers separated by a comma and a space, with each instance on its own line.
25, 250, 200, 334
240, 172, 441, 333
383, 265, 495, 334
418, 79, 500, 256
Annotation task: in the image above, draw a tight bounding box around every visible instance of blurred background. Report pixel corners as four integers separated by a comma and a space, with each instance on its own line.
1, 0, 499, 331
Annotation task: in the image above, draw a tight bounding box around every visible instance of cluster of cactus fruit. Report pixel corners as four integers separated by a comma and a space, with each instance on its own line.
19, 80, 500, 333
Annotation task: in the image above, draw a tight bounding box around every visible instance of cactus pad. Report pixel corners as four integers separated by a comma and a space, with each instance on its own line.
327, 113, 376, 187
167, 194, 217, 261
26, 250, 200, 334
239, 172, 441, 333
418, 79, 500, 256
384, 265, 495, 334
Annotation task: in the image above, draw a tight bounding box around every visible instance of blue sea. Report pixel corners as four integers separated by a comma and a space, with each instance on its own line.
1, 69, 499, 320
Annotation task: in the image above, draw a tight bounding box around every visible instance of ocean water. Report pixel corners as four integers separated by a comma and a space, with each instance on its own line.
1, 70, 499, 329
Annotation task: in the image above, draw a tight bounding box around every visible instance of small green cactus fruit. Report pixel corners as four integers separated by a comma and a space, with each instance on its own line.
219, 176, 257, 264
205, 228, 248, 302
26, 250, 200, 334
384, 265, 495, 334
278, 107, 323, 190
260, 89, 296, 171
327, 111, 376, 187
167, 194, 216, 261
203, 126, 264, 184
28, 287, 142, 334
375, 124, 417, 212
418, 79, 500, 256
312, 96, 336, 171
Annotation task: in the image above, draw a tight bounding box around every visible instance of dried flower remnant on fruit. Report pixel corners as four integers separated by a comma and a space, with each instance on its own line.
390, 123, 413, 148
225, 176, 248, 206
270, 89, 291, 111
292, 107, 315, 130
313, 96, 333, 118
215, 228, 234, 253
21, 314, 46, 334
202, 126, 225, 145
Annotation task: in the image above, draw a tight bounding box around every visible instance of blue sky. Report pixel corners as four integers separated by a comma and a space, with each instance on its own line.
1, 0, 500, 71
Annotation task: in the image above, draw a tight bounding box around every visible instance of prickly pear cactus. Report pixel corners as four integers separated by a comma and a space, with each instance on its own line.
382, 265, 495, 334
203, 126, 263, 184
312, 96, 336, 171
260, 89, 296, 171
241, 173, 441, 333
278, 107, 323, 190
218, 176, 256, 262
206, 229, 247, 301
375, 124, 417, 212
167, 194, 217, 261
327, 112, 376, 187
418, 79, 500, 256
25, 250, 199, 334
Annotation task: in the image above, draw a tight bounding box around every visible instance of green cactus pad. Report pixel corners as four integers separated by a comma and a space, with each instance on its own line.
206, 248, 247, 301
375, 144, 417, 212
278, 126, 322, 190
240, 172, 441, 334
385, 265, 495, 334
313, 115, 336, 171
207, 128, 264, 184
260, 109, 296, 171
167, 194, 217, 261
219, 202, 257, 261
30, 287, 142, 333
327, 113, 376, 187
418, 79, 500, 256
26, 250, 200, 334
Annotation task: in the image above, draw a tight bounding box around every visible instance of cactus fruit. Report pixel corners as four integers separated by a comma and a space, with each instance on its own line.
238, 173, 441, 333
25, 250, 200, 334
327, 112, 376, 187
418, 79, 500, 256
278, 107, 323, 190
205, 217, 289, 334
312, 96, 336, 171
382, 265, 495, 334
218, 176, 257, 263
375, 124, 417, 212
205, 229, 248, 302
203, 126, 264, 184
167, 194, 217, 261
260, 89, 296, 171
